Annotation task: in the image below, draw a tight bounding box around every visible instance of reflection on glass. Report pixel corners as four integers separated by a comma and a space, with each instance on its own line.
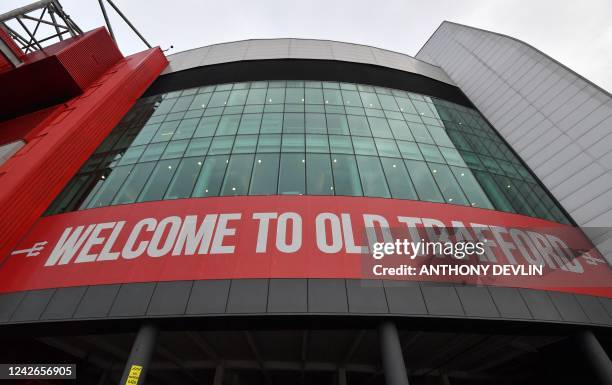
45, 80, 570, 224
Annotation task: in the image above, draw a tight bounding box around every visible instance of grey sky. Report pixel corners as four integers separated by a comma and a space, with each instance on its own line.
2, 0, 611, 92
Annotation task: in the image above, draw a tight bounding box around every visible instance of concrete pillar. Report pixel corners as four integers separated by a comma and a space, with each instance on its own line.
379, 321, 410, 385
574, 330, 612, 385
119, 323, 158, 385
213, 364, 225, 385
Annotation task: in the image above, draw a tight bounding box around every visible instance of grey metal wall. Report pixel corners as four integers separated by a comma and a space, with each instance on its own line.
162, 38, 454, 86
416, 22, 612, 261
1, 279, 611, 328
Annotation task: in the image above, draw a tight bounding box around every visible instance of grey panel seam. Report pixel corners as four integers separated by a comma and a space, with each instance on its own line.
224, 280, 232, 313
5, 291, 27, 322
35, 289, 57, 322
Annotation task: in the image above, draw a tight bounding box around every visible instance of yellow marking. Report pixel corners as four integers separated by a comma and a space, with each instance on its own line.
125, 365, 143, 385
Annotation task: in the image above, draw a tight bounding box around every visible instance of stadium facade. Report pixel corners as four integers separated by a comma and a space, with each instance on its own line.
1, 13, 612, 385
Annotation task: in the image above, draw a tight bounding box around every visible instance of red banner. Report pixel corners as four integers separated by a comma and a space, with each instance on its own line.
1, 196, 610, 296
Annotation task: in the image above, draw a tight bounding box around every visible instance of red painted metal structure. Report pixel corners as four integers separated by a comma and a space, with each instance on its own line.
0, 27, 168, 263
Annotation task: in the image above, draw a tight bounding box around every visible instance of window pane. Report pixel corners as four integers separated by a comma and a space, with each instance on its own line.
377, 94, 400, 111
284, 113, 304, 133
332, 154, 362, 196
266, 88, 285, 104
427, 125, 454, 147
306, 134, 329, 153
184, 137, 211, 157
341, 90, 362, 107
250, 154, 279, 195
473, 171, 515, 213
138, 159, 180, 202
221, 154, 254, 195
131, 124, 159, 146
380, 157, 417, 199
367, 117, 393, 138
352, 137, 377, 155
323, 89, 343, 105
192, 155, 229, 197
140, 142, 168, 162
394, 97, 417, 114
257, 134, 281, 153
227, 89, 248, 106
439, 147, 466, 166
404, 160, 443, 203
305, 88, 324, 104
165, 157, 204, 199
161, 139, 189, 159
388, 120, 414, 141
194, 116, 220, 137
151, 121, 179, 143
232, 135, 258, 153
397, 141, 423, 160
409, 122, 434, 144
480, 156, 505, 175
356, 156, 390, 198
360, 92, 381, 109
246, 88, 266, 105
279, 133, 303, 152
208, 91, 230, 107
173, 118, 199, 140
429, 163, 468, 205
153, 98, 177, 115
216, 115, 240, 135
238, 114, 262, 134
87, 165, 133, 207
412, 99, 435, 117
261, 113, 283, 133
494, 176, 536, 217
347, 115, 372, 136
418, 143, 445, 163
208, 136, 235, 155
461, 151, 484, 170
285, 88, 304, 104
279, 153, 305, 194
375, 138, 400, 157
117, 145, 145, 165
170, 95, 194, 113
188, 93, 212, 110
327, 114, 350, 135
329, 135, 353, 154
450, 166, 492, 209
305, 113, 327, 134
307, 153, 334, 195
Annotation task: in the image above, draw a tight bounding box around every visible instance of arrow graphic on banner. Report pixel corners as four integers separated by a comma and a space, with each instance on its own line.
583, 252, 606, 266
11, 241, 48, 257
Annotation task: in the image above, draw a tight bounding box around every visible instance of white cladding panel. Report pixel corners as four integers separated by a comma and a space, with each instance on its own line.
162, 39, 454, 86
417, 22, 612, 259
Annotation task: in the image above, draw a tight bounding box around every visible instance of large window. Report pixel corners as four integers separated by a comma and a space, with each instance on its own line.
46, 80, 570, 224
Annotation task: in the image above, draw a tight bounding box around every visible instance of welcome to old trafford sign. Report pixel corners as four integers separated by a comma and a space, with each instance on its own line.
1, 196, 610, 296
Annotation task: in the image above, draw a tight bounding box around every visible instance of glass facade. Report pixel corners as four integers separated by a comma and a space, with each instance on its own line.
46, 80, 570, 224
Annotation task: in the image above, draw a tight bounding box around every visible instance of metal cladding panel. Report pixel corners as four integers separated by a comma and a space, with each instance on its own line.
2, 279, 611, 329
417, 22, 612, 261
161, 38, 455, 86
0, 47, 168, 264
0, 28, 122, 120
55, 27, 123, 90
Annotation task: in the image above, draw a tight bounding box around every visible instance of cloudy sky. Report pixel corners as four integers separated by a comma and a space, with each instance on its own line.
2, 0, 611, 92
